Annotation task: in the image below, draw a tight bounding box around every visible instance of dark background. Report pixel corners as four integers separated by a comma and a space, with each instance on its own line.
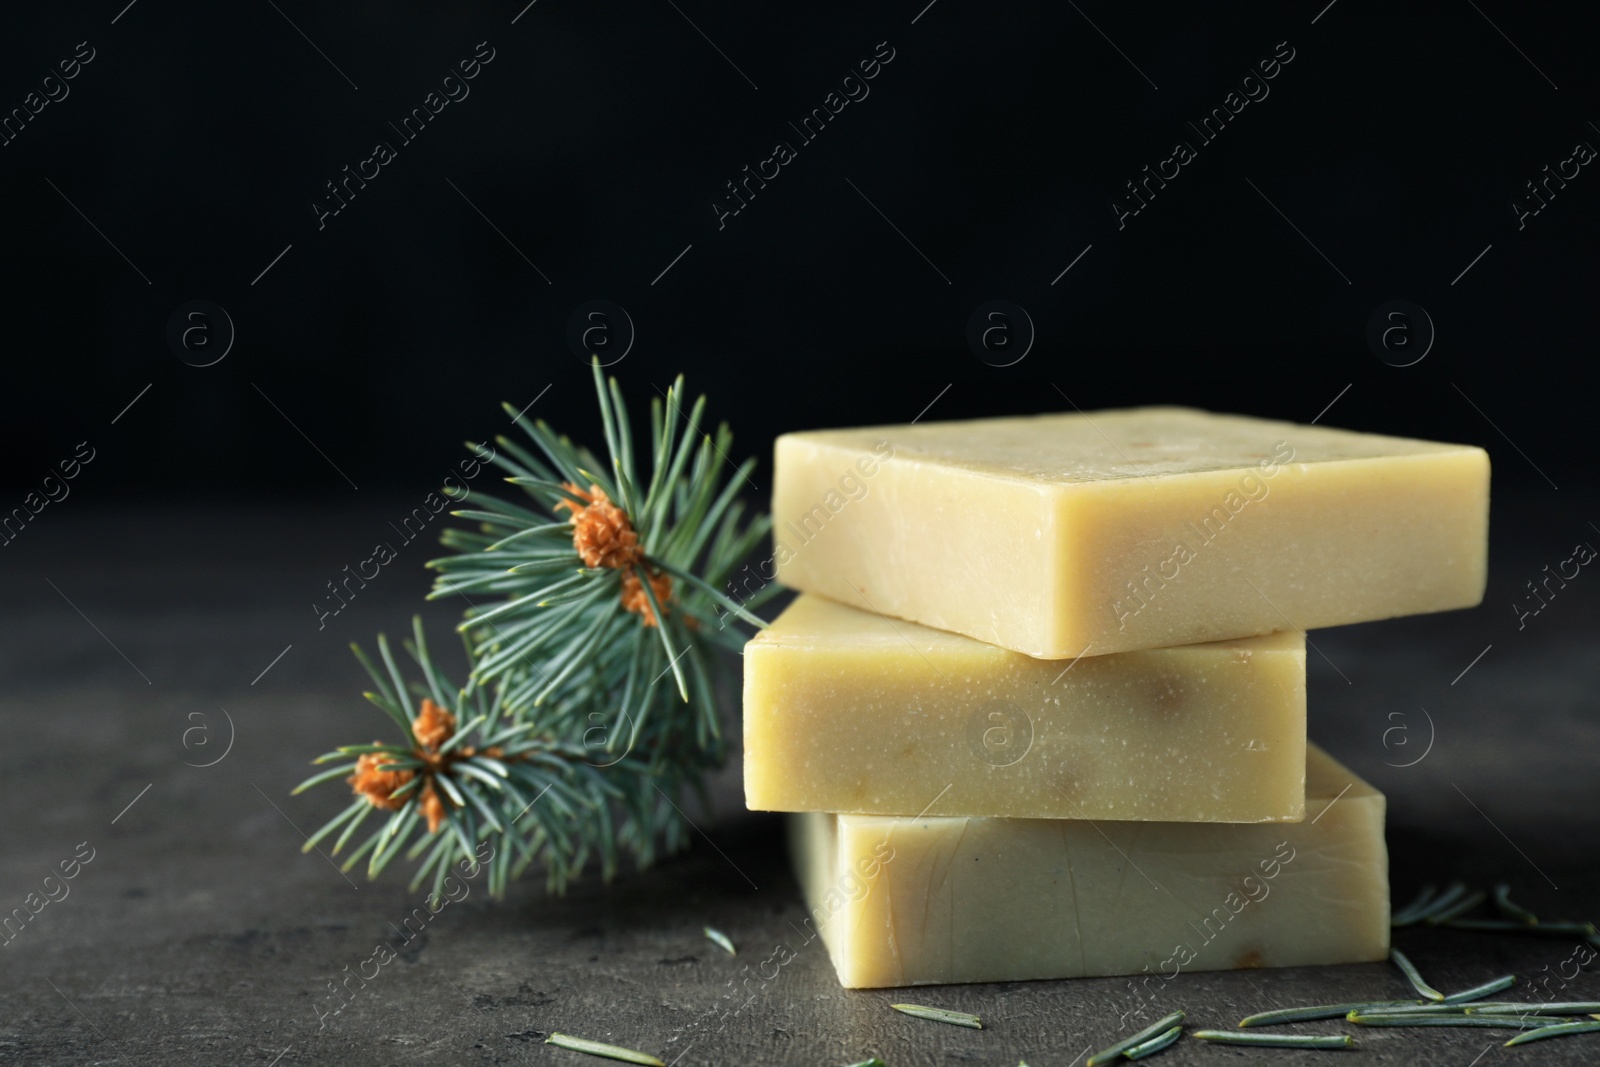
3, 2, 1598, 1065
1, 0, 1594, 498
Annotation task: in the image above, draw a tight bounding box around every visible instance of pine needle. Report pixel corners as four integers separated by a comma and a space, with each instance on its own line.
1391, 883, 1438, 926
1349, 1012, 1549, 1029
1442, 974, 1517, 1003
1472, 1002, 1600, 1015
1409, 881, 1470, 924
1391, 947, 1446, 1001
1240, 1001, 1424, 1027
1444, 918, 1595, 937
1087, 1011, 1185, 1065
891, 1003, 983, 1029
703, 926, 736, 955
1123, 1025, 1183, 1060
1492, 882, 1540, 925
1425, 888, 1487, 924
1504, 1019, 1600, 1046
1193, 1031, 1353, 1049
545, 1032, 664, 1066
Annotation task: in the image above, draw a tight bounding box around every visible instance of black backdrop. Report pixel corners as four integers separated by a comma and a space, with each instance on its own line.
1, 0, 1594, 499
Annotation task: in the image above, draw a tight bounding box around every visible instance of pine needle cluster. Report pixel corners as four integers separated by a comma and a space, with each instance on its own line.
295, 362, 776, 900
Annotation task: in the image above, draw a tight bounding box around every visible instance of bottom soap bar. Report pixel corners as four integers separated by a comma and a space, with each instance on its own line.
791, 744, 1388, 989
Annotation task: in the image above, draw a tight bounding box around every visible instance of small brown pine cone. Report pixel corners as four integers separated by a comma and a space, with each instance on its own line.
620, 568, 673, 627
347, 750, 414, 811
558, 482, 644, 570
419, 780, 449, 833
413, 698, 457, 751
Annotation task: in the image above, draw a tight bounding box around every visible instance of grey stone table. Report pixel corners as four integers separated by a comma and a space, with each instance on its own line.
3, 497, 1597, 1066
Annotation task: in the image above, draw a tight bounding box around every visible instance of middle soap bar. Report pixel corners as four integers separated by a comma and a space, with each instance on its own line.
744, 595, 1306, 823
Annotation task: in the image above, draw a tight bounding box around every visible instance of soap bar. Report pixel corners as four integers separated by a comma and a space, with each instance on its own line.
745, 595, 1306, 823
771, 408, 1489, 657
792, 744, 1387, 989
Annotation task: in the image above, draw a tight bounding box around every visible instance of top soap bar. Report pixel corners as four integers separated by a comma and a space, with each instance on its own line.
772, 407, 1489, 657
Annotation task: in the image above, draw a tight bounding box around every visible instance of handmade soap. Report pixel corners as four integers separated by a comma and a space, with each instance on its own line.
771, 408, 1489, 657
745, 594, 1306, 822
791, 744, 1388, 989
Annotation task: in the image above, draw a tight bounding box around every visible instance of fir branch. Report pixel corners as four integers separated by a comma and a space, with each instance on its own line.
436, 362, 768, 702
296, 617, 698, 897
296, 363, 770, 896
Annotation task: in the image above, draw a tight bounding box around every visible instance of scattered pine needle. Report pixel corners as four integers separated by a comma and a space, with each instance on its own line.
1391, 947, 1445, 1002
545, 1032, 665, 1066
1193, 1030, 1353, 1049
891, 1003, 982, 1029
703, 925, 736, 955
1087, 1010, 1185, 1066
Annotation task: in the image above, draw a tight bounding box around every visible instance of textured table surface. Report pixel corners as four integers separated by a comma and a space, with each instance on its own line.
3, 497, 1597, 1067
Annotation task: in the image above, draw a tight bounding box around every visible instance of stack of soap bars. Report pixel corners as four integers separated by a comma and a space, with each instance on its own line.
743, 407, 1490, 989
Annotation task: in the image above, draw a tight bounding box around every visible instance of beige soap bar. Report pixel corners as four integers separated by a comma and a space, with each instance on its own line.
772, 408, 1489, 657
792, 744, 1387, 989
745, 594, 1306, 822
